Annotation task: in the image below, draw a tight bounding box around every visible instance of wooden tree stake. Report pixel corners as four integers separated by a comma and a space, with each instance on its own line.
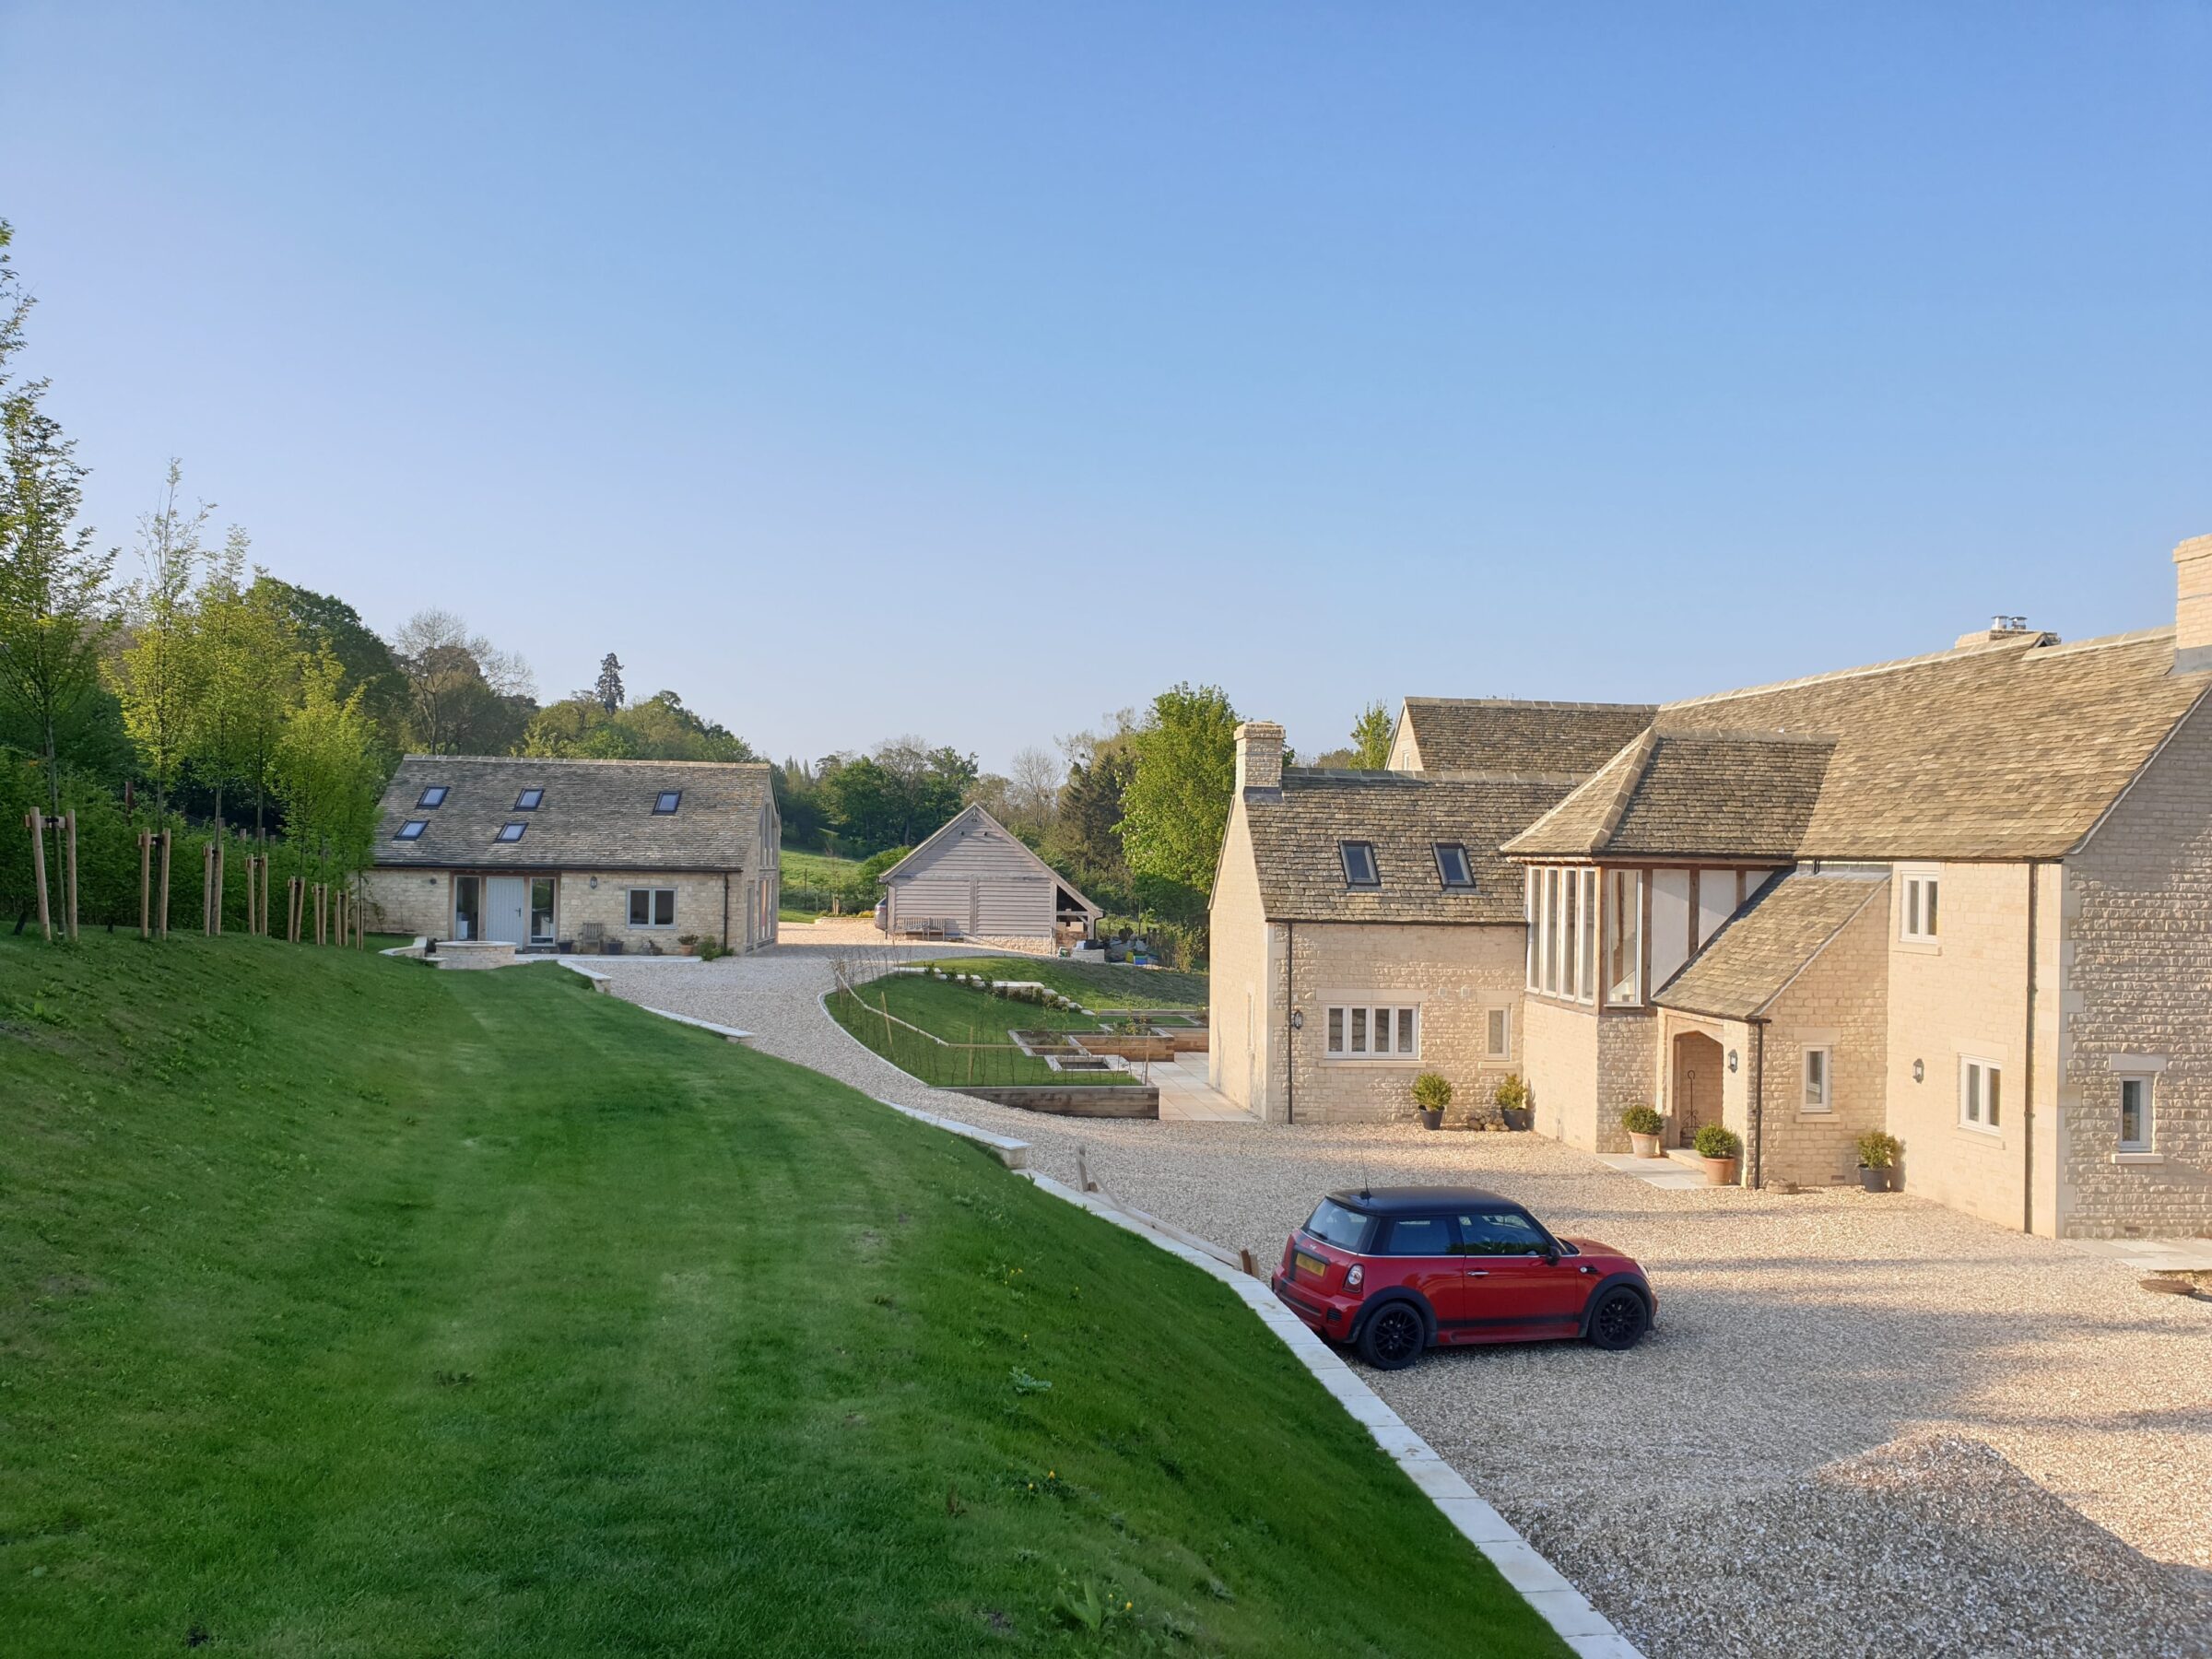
157, 830, 172, 940
138, 830, 152, 940
24, 812, 52, 943
63, 811, 78, 941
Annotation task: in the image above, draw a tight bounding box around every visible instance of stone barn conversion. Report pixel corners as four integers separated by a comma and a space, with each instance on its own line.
362, 755, 780, 955
874, 804, 1100, 942
1214, 530, 2212, 1241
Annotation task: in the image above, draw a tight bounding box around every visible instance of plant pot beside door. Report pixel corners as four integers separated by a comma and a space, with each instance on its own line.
1693, 1124, 1743, 1185
1412, 1071, 1453, 1132
1493, 1072, 1532, 1132
1621, 1104, 1665, 1159
1855, 1130, 1901, 1194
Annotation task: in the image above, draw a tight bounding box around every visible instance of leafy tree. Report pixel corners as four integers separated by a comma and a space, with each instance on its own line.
1350, 700, 1393, 769
522, 688, 756, 762
594, 653, 624, 713
390, 608, 535, 755
273, 651, 382, 883
190, 525, 261, 834
111, 459, 213, 826
1047, 739, 1134, 886
818, 738, 977, 854
228, 580, 304, 842
251, 576, 406, 757
771, 758, 828, 849
1118, 682, 1239, 922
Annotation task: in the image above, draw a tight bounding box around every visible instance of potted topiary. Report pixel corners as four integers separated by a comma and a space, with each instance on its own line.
1412, 1072, 1453, 1131
1693, 1124, 1743, 1185
1494, 1073, 1532, 1132
1855, 1130, 1902, 1194
1621, 1104, 1665, 1159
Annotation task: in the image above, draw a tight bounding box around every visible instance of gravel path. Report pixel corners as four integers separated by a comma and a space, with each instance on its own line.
584, 945, 2212, 1659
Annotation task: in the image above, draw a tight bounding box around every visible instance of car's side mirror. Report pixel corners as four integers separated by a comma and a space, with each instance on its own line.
1541, 1245, 1560, 1265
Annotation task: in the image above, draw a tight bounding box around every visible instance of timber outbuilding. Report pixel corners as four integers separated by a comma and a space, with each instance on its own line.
874, 805, 1100, 942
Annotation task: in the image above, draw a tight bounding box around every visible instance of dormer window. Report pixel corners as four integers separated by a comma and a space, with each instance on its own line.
515, 787, 544, 810
417, 785, 449, 809
496, 821, 526, 843
1339, 841, 1380, 887
1434, 842, 1475, 889
653, 791, 682, 815
394, 819, 429, 841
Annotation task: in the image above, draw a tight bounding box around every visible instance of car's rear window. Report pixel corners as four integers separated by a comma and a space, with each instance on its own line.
1301, 1198, 1374, 1253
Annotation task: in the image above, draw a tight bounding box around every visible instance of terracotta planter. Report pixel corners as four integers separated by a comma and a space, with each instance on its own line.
1703, 1155, 1740, 1186
1418, 1109, 1443, 1131
1629, 1131, 1663, 1159
1858, 1165, 1890, 1194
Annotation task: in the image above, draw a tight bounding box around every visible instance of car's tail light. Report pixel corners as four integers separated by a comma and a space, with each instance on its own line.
1345, 1264, 1364, 1289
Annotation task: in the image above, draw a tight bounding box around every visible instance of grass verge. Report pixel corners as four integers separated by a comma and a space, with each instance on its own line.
0, 934, 1560, 1657
915, 955, 1208, 1011
827, 975, 1142, 1088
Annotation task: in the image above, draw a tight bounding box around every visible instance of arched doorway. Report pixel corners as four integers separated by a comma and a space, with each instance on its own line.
1671, 1030, 1724, 1148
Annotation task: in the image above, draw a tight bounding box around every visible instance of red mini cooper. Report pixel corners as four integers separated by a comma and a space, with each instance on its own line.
1271, 1185, 1654, 1370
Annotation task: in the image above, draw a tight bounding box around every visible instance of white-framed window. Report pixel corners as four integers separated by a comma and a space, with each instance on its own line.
2118, 1075, 2154, 1152
1544, 867, 1562, 994
1801, 1045, 1831, 1112
1959, 1056, 2001, 1133
1324, 1002, 1421, 1059
628, 888, 677, 927
1900, 866, 1940, 944
1579, 868, 1598, 1004
1525, 868, 1540, 991
1486, 1006, 1511, 1060
1605, 868, 1641, 1005
1340, 841, 1380, 887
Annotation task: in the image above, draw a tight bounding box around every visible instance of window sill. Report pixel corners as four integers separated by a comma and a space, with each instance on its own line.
1896, 937, 1941, 955
1955, 1122, 2002, 1140
2111, 1151, 2165, 1165
1798, 1107, 1832, 1116
1321, 1056, 1423, 1066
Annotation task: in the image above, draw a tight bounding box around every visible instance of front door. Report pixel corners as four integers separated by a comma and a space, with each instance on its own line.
484, 876, 530, 945
1673, 1031, 1723, 1147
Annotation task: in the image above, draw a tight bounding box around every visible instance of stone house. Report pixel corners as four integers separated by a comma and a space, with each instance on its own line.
1213, 533, 2212, 1240
361, 755, 780, 955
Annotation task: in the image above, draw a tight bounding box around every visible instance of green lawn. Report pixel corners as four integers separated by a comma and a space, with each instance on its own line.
779, 847, 865, 922
828, 974, 1143, 1088
0, 935, 1560, 1657
917, 955, 1209, 1012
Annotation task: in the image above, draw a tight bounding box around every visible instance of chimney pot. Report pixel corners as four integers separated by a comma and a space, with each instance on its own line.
2174, 534, 2212, 673
1234, 721, 1285, 799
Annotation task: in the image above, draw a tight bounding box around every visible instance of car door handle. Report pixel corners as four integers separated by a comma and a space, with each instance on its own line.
1464, 1270, 1488, 1277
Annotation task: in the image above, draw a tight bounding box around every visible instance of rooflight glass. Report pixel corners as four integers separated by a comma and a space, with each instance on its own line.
1339, 841, 1380, 887
515, 788, 544, 810
394, 819, 429, 841
418, 785, 449, 808
496, 821, 526, 842
1435, 843, 1475, 888
653, 791, 682, 815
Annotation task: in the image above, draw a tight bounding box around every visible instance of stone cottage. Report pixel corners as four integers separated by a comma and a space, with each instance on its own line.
361, 755, 780, 955
1212, 532, 2212, 1241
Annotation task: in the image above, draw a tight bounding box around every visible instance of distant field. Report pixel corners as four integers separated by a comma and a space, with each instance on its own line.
779, 846, 866, 920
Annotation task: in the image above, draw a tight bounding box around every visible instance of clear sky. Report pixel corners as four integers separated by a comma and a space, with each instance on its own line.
5, 2, 2206, 771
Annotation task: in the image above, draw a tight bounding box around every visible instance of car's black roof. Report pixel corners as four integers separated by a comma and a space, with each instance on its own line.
1323, 1185, 1522, 1216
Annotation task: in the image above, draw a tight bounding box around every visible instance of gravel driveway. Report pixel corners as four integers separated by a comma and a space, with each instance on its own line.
582, 944, 2212, 1659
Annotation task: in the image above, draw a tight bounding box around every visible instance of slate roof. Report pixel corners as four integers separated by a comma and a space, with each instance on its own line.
1653, 872, 1890, 1020
372, 755, 773, 871
1396, 699, 1656, 775
1507, 629, 2211, 862
1244, 770, 1577, 924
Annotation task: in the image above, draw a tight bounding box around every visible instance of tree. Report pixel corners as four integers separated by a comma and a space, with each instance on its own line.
251, 576, 406, 757
0, 220, 117, 881
227, 578, 304, 843
390, 608, 535, 755
594, 653, 624, 713
818, 737, 977, 854
273, 650, 382, 884
1118, 683, 1239, 921
111, 459, 213, 825
1349, 700, 1393, 769
190, 525, 259, 834
522, 688, 757, 762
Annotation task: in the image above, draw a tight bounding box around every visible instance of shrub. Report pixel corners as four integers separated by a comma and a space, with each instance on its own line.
695, 937, 732, 962
1411, 1073, 1453, 1113
1855, 1130, 1902, 1169
1693, 1124, 1742, 1160
1620, 1104, 1664, 1136
1492, 1073, 1529, 1112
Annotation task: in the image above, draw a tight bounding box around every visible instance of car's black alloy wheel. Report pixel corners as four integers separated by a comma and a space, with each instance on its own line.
1358, 1302, 1426, 1370
1585, 1287, 1650, 1351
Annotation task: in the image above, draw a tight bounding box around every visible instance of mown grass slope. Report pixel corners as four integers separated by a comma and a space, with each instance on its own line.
0, 935, 1560, 1657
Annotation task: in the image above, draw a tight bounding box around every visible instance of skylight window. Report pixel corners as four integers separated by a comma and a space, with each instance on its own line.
496, 821, 527, 843
515, 787, 544, 810
1434, 842, 1475, 889
417, 785, 449, 809
394, 819, 429, 841
653, 791, 682, 815
1339, 841, 1380, 887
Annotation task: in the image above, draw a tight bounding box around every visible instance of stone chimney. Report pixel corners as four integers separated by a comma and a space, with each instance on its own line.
2174, 534, 2212, 673
1234, 721, 1285, 800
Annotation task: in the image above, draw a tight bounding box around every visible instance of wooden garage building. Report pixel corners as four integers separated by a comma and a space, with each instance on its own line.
875, 805, 1100, 941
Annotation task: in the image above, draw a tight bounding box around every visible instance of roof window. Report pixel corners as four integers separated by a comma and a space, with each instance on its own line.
394, 819, 429, 841
1339, 841, 1380, 887
515, 787, 544, 810
496, 821, 527, 843
417, 785, 449, 809
1434, 842, 1475, 889
653, 791, 682, 815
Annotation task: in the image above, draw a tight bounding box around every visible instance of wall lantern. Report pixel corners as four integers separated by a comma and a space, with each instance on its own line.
1726, 1049, 1739, 1073
1912, 1058, 1925, 1083
589, 876, 599, 890
1288, 1008, 1304, 1030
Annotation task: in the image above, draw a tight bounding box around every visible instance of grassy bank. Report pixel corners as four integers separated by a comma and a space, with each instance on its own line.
779, 846, 864, 920
915, 955, 1209, 1011
0, 935, 1559, 1656
827, 975, 1143, 1088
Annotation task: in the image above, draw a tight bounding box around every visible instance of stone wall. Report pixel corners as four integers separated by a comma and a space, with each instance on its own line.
1206, 804, 1275, 1112
360, 868, 449, 938
2062, 698, 2212, 1238
1757, 883, 1890, 1186
1523, 997, 1598, 1146
559, 871, 740, 954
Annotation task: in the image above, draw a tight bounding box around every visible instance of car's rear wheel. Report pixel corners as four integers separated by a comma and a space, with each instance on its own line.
1585, 1286, 1650, 1351
1356, 1301, 1427, 1370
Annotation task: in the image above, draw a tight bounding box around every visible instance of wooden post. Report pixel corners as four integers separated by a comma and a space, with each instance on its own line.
63, 811, 78, 941
212, 837, 225, 936
139, 831, 152, 939
314, 882, 327, 947
243, 855, 257, 935
24, 813, 51, 943
286, 876, 300, 944
157, 830, 172, 940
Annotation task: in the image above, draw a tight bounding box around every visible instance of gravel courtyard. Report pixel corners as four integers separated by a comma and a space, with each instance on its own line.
582, 944, 2212, 1659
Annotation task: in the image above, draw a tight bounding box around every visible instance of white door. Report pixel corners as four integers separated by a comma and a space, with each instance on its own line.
485, 876, 530, 945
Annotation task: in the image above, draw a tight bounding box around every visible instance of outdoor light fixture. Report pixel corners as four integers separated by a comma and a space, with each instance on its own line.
1727, 1049, 1739, 1073
1912, 1058, 1925, 1083
1288, 1009, 1303, 1030
589, 876, 599, 890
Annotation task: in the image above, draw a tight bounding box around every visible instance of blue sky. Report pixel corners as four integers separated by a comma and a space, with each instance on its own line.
5, 2, 2207, 770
